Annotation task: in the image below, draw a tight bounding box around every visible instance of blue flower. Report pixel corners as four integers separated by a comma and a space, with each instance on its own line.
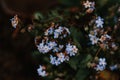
95, 58, 107, 71
95, 16, 104, 28
95, 64, 106, 71
110, 64, 118, 71
37, 65, 47, 77
66, 43, 78, 56
57, 53, 65, 63
50, 55, 56, 65
47, 41, 57, 49
54, 59, 61, 66
54, 32, 59, 38
99, 58, 107, 66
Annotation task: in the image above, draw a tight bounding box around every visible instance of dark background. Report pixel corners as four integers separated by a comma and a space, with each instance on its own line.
0, 0, 60, 80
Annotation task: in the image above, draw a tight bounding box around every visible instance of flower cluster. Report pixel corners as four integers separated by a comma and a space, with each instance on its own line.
35, 23, 78, 66
37, 65, 48, 77
83, 0, 95, 13
88, 16, 118, 50
95, 58, 107, 71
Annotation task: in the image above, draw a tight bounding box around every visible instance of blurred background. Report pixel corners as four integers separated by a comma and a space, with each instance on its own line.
0, 0, 60, 80
0, 0, 120, 80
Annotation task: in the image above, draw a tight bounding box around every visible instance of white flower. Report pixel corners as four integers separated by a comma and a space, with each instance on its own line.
95, 58, 107, 71
66, 43, 78, 56
10, 15, 19, 28
95, 64, 106, 71
83, 0, 92, 8
95, 16, 104, 28
54, 32, 59, 38
43, 45, 51, 53
37, 65, 47, 77
66, 43, 73, 53
47, 41, 57, 49
37, 44, 51, 54
72, 46, 78, 53
50, 55, 56, 65
54, 59, 61, 66
50, 55, 61, 66
99, 58, 107, 66
89, 33, 99, 45
57, 53, 65, 63
55, 27, 63, 35
37, 43, 44, 53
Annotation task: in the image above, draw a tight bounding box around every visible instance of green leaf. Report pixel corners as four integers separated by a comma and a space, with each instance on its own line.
51, 10, 59, 17
70, 27, 82, 50
79, 54, 93, 68
75, 68, 90, 80
68, 57, 79, 70
34, 12, 44, 20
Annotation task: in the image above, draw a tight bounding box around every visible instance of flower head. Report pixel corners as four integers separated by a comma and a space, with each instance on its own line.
37, 65, 47, 77
95, 16, 104, 28
99, 58, 107, 66
95, 58, 107, 71
10, 15, 19, 28
66, 43, 78, 56
57, 52, 65, 63
83, 0, 92, 8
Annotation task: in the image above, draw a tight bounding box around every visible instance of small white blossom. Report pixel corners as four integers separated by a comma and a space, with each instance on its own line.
37, 44, 51, 54
83, 0, 92, 8
50, 55, 56, 65
37, 65, 47, 77
99, 58, 107, 66
95, 58, 107, 71
10, 15, 19, 28
54, 32, 59, 38
89, 34, 99, 45
72, 46, 78, 53
50, 55, 61, 66
54, 59, 61, 66
95, 64, 106, 71
47, 41, 57, 49
55, 27, 63, 35
95, 16, 104, 28
111, 42, 117, 48
57, 53, 65, 63
66, 43, 78, 56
